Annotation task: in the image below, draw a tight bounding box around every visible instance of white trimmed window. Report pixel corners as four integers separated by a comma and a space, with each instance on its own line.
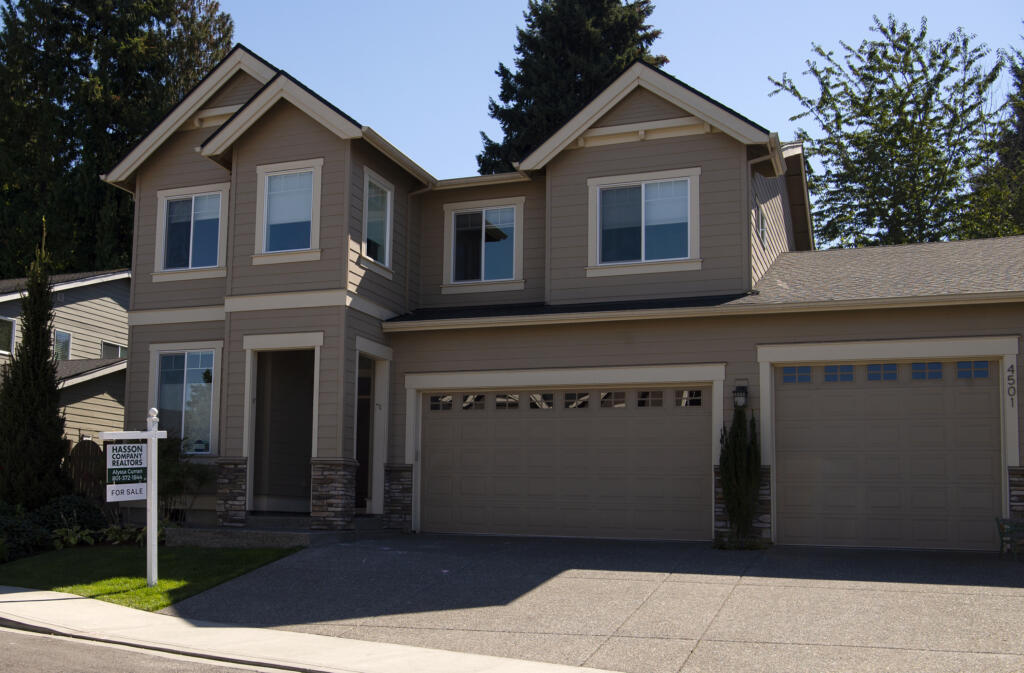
587, 167, 701, 277
361, 168, 394, 271
101, 341, 128, 359
155, 183, 229, 279
0, 317, 13, 354
53, 329, 71, 361
442, 196, 525, 294
156, 349, 216, 454
255, 158, 323, 263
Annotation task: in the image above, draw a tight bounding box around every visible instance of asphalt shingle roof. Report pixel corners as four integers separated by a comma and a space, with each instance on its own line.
57, 358, 125, 382
0, 269, 128, 296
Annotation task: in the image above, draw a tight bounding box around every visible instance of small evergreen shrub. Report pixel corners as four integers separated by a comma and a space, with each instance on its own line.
718, 406, 762, 545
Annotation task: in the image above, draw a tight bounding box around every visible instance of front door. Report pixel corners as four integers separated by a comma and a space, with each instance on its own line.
252, 349, 314, 513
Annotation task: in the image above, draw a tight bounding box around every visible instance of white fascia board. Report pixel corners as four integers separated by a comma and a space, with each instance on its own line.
102, 49, 275, 186
58, 360, 127, 390
405, 363, 725, 392
360, 127, 435, 186
757, 336, 1020, 364
201, 75, 362, 158
432, 172, 532, 191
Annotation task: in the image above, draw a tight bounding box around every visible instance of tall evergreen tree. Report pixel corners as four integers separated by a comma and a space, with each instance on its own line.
770, 16, 1002, 247
0, 0, 233, 277
477, 0, 666, 174
0, 237, 70, 510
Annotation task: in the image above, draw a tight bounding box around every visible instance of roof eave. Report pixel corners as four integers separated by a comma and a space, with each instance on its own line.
0, 270, 131, 304
58, 360, 127, 390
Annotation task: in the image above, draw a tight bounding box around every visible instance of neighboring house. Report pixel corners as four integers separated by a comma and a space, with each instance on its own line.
102, 45, 1023, 551
0, 270, 130, 442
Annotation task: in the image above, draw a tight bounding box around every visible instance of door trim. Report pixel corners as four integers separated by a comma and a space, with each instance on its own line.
404, 363, 726, 533
757, 335, 1021, 542
354, 336, 391, 515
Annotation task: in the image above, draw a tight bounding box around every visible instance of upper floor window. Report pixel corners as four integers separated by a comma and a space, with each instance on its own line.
586, 167, 701, 277
362, 168, 394, 271
53, 329, 71, 361
254, 158, 323, 263
0, 317, 13, 354
442, 196, 525, 294
101, 341, 128, 359
155, 183, 229, 278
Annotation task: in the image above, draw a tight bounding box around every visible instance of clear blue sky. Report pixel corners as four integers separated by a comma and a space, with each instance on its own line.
218, 0, 1022, 179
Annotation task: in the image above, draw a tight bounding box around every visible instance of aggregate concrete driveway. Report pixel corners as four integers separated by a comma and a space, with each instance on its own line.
165, 535, 1024, 673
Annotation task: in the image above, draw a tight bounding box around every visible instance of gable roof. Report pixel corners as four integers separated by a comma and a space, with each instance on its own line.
101, 45, 277, 190
57, 358, 127, 390
0, 269, 129, 304
518, 60, 775, 172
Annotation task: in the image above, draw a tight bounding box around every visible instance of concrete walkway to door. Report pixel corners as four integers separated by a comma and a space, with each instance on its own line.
164, 535, 1024, 673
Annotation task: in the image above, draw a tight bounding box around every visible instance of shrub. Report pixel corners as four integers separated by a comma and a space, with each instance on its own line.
0, 513, 51, 562
158, 435, 214, 522
32, 494, 107, 531
52, 524, 95, 550
718, 406, 761, 544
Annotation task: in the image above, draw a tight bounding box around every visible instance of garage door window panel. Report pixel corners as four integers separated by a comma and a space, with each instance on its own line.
496, 393, 519, 410
430, 394, 453, 411
600, 391, 626, 408
676, 389, 702, 406
782, 366, 812, 383
867, 363, 899, 381
912, 362, 943, 380
824, 364, 853, 382
565, 392, 589, 409
957, 361, 989, 379
638, 390, 663, 407
529, 393, 553, 409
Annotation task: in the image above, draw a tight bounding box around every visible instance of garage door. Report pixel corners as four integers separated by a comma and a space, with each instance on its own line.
421, 386, 711, 540
775, 360, 1002, 550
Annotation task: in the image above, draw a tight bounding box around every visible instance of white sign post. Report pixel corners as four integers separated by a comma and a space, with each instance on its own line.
100, 408, 167, 587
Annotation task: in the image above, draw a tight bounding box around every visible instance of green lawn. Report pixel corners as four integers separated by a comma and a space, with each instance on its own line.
0, 545, 297, 611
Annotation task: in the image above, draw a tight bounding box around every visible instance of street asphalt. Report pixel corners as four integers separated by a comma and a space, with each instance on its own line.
164, 535, 1024, 673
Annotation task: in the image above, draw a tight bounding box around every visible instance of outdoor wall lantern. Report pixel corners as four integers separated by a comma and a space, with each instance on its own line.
733, 385, 748, 408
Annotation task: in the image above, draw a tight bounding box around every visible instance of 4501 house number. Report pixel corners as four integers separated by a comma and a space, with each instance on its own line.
1009, 363, 1017, 408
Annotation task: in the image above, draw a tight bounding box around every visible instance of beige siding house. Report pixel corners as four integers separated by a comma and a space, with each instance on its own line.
103, 45, 1024, 550
0, 270, 130, 442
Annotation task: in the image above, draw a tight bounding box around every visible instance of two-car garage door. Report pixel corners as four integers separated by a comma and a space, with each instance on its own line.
775, 360, 1002, 550
421, 386, 711, 540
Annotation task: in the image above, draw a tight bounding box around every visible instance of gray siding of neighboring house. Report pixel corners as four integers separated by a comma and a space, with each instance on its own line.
591, 87, 689, 128
201, 71, 264, 110
228, 101, 349, 297
61, 370, 126, 440
545, 131, 749, 304
750, 172, 795, 285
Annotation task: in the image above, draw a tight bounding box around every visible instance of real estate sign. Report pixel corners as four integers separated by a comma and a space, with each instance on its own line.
106, 442, 147, 502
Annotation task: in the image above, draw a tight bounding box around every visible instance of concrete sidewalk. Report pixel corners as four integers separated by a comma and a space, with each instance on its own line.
0, 586, 615, 673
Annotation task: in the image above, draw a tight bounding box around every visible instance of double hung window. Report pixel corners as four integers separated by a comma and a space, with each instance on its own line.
156, 183, 229, 276
53, 329, 71, 361
442, 197, 525, 292
362, 169, 393, 269
255, 159, 323, 261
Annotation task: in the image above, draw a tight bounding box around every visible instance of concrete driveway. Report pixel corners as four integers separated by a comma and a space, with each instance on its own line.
165, 535, 1024, 673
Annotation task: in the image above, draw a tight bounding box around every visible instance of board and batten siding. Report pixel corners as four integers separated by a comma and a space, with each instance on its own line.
750, 172, 794, 285
201, 71, 263, 110
545, 132, 749, 304
386, 303, 1024, 467
415, 178, 547, 308
347, 140, 421, 315
61, 371, 126, 440
591, 87, 690, 128
228, 101, 348, 297
133, 126, 230, 311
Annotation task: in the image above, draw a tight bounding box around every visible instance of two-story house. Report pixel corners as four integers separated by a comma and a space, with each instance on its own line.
102, 45, 1024, 551
0, 269, 130, 442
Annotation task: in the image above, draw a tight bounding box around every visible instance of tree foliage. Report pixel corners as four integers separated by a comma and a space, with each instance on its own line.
477, 0, 666, 174
770, 15, 1003, 247
0, 241, 70, 510
0, 0, 233, 277
718, 407, 761, 542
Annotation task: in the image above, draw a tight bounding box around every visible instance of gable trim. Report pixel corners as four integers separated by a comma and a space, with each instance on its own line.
58, 360, 127, 390
0, 270, 130, 304
101, 46, 276, 188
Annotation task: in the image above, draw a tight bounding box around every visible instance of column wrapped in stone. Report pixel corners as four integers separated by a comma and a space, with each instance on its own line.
215, 458, 247, 527
384, 463, 413, 531
310, 457, 356, 530
1010, 467, 1024, 520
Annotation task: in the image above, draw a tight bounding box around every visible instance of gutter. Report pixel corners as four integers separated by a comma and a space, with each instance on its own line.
380, 291, 1024, 333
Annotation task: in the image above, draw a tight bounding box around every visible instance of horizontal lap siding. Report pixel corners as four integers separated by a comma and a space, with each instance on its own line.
225, 308, 344, 459
134, 127, 230, 310
416, 179, 547, 307
201, 71, 263, 109
387, 303, 1024, 466
750, 173, 794, 284
61, 371, 126, 439
347, 140, 419, 314
547, 134, 748, 303
229, 101, 347, 297
53, 281, 130, 359
591, 87, 689, 127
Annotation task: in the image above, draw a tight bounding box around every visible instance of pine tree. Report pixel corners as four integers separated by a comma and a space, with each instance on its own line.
770, 16, 1003, 247
0, 0, 234, 277
477, 0, 666, 174
0, 238, 70, 510
718, 407, 760, 542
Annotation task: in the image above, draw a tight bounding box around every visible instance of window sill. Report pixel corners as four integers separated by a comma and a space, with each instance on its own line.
585, 258, 702, 278
151, 267, 226, 282
441, 279, 525, 294
358, 255, 394, 280
252, 249, 321, 265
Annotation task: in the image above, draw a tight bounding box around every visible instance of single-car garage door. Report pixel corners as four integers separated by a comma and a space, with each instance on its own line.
775, 360, 1002, 550
421, 386, 711, 540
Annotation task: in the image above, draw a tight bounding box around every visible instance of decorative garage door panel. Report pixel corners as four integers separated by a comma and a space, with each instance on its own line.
775, 361, 1001, 550
421, 387, 711, 540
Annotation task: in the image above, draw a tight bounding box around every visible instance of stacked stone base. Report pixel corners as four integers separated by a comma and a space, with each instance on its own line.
216, 458, 247, 527
1010, 467, 1024, 520
384, 463, 413, 531
714, 465, 771, 542
310, 458, 357, 530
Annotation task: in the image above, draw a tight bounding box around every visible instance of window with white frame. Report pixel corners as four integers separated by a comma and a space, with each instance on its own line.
101, 341, 128, 359
362, 169, 393, 268
442, 197, 525, 290
587, 167, 700, 273
53, 329, 71, 361
0, 317, 13, 354
155, 183, 229, 274
256, 159, 323, 256
157, 350, 215, 453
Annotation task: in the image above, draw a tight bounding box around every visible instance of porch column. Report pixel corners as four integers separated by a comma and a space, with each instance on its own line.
310, 457, 357, 530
